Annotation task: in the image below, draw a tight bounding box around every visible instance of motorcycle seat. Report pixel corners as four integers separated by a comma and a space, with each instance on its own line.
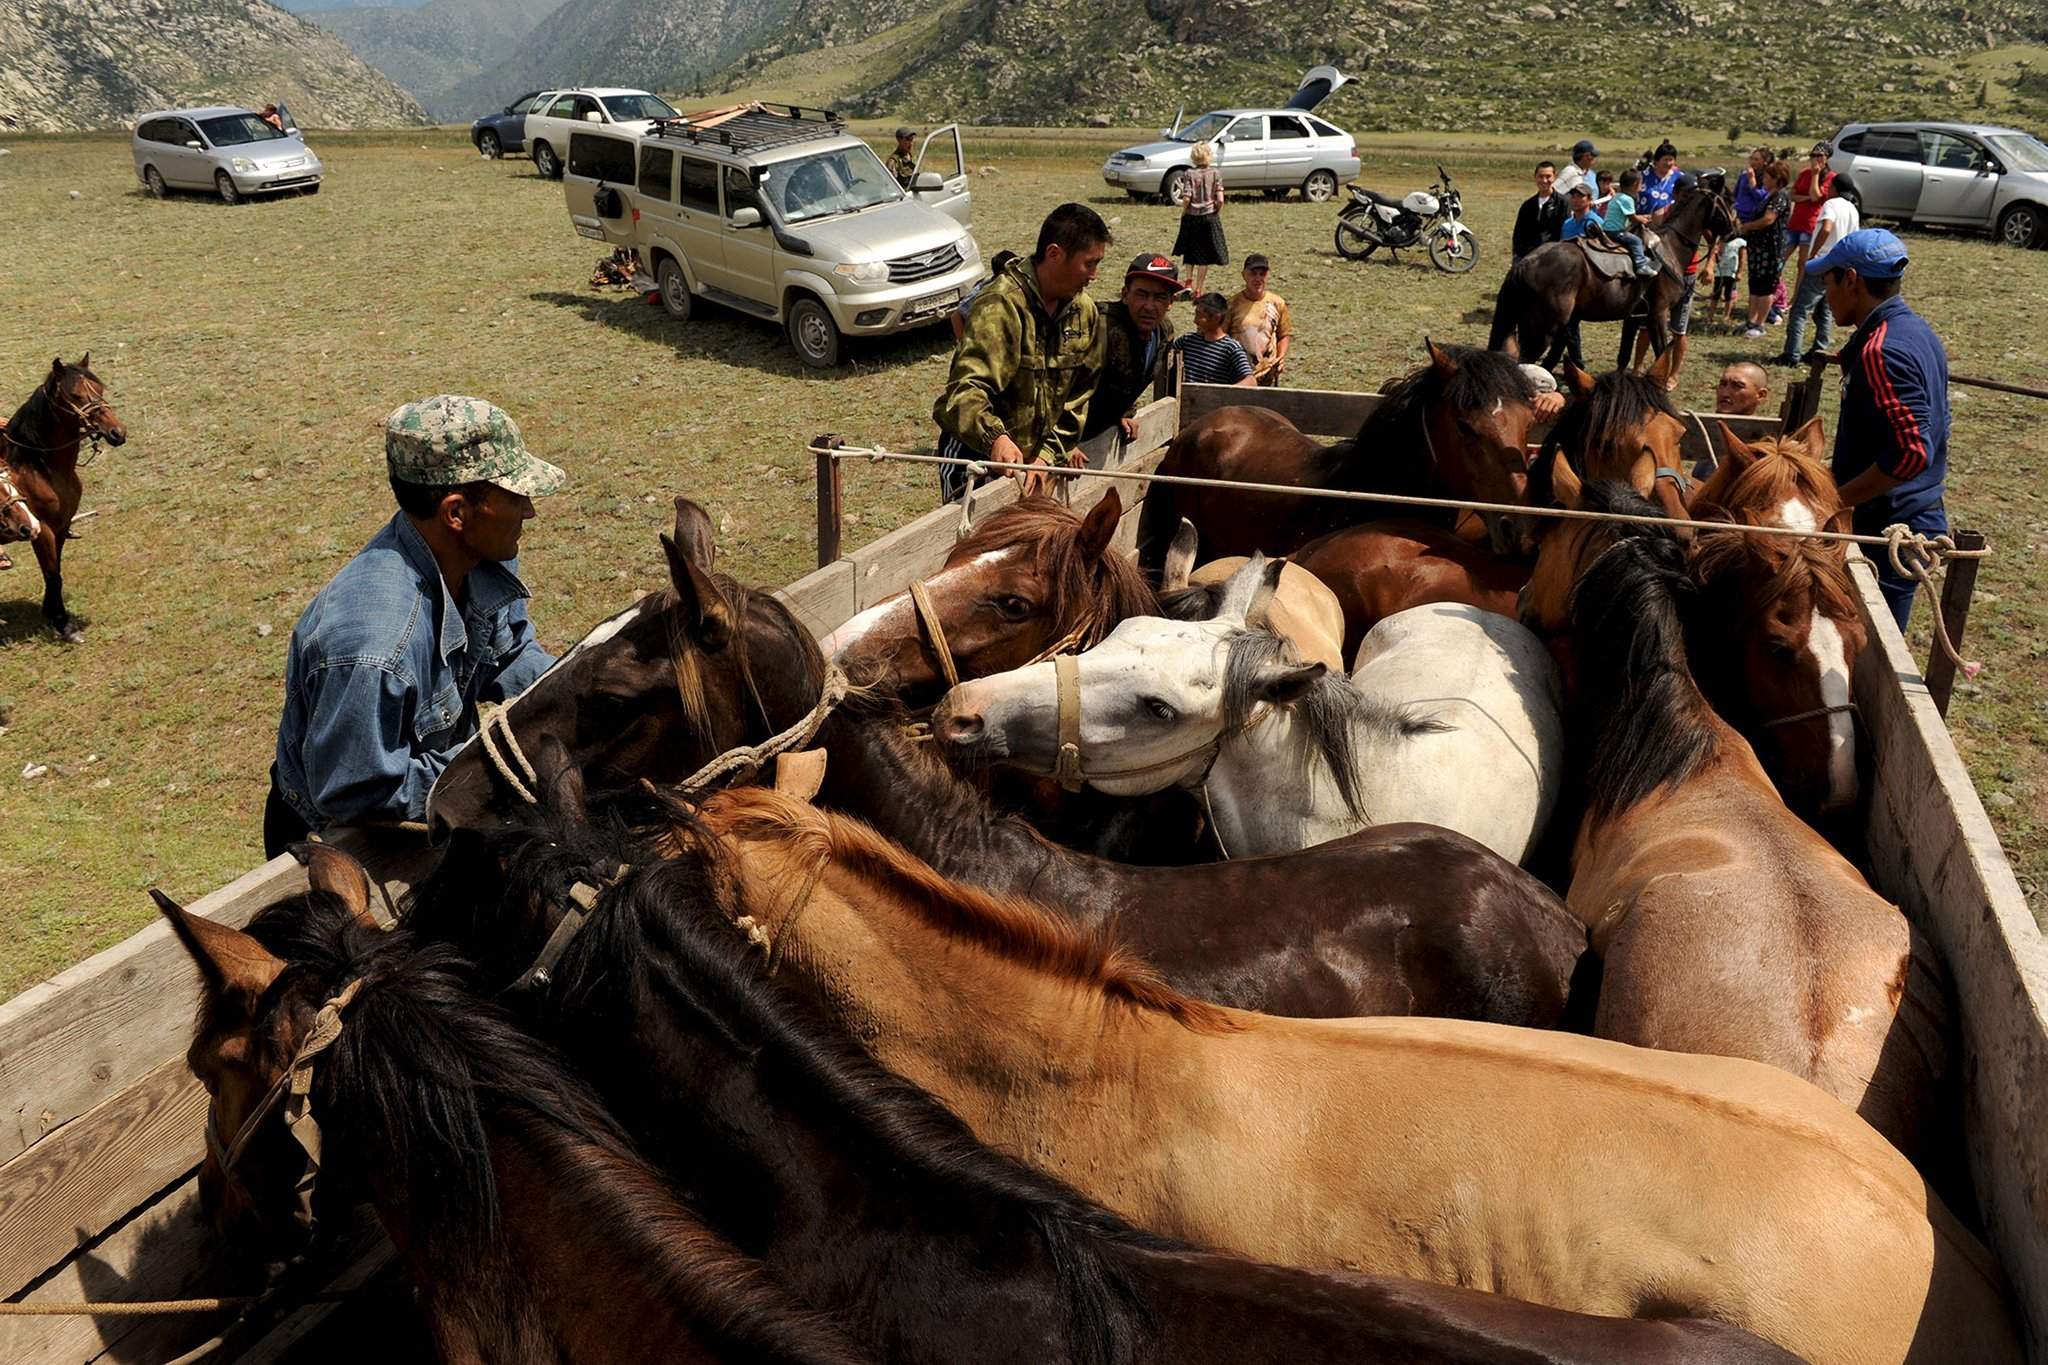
1352, 185, 1404, 208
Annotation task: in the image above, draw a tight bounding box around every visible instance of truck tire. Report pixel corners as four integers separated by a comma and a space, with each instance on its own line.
657, 257, 693, 321
786, 295, 842, 369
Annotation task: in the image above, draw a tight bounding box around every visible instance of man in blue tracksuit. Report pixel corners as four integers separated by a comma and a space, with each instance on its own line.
1806, 228, 1950, 630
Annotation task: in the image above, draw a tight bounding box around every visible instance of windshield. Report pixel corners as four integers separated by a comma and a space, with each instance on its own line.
760, 145, 902, 223
601, 93, 678, 122
1173, 112, 1234, 143
200, 114, 287, 147
1985, 133, 2048, 174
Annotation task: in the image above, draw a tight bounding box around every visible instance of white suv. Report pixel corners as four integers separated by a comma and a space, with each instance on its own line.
525, 88, 680, 180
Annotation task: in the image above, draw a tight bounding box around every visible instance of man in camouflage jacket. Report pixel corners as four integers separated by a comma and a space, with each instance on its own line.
934, 202, 1110, 501
1084, 252, 1181, 443
885, 128, 918, 187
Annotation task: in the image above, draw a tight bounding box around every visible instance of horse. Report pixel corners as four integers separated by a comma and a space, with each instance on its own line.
936, 557, 1564, 865
406, 798, 1809, 1365
154, 844, 871, 1365
1291, 518, 1529, 664
1523, 359, 1692, 530
626, 784, 2015, 1365
1132, 340, 1537, 567
1515, 474, 1956, 1174
1156, 520, 1347, 671
1, 356, 128, 641
1489, 181, 1737, 368
1686, 419, 1867, 820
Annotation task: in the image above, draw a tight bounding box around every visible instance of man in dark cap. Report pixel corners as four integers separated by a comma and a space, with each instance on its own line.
1554, 138, 1599, 199
1084, 253, 1181, 443
886, 128, 918, 188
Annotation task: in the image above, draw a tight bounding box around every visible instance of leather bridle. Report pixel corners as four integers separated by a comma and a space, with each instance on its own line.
906, 572, 1103, 695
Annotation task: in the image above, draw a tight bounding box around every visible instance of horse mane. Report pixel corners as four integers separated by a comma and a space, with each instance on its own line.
1565, 481, 1719, 818
953, 497, 1158, 647
1531, 368, 1680, 501
1690, 526, 1862, 627
693, 786, 1236, 1035
4, 384, 57, 469
1220, 626, 1439, 826
1691, 435, 1843, 526
1324, 344, 1534, 491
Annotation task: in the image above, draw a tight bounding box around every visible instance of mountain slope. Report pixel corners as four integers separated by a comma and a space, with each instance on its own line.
0, 0, 429, 132
308, 0, 561, 120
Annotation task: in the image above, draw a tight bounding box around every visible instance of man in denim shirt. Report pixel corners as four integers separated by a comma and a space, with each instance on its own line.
266, 396, 565, 853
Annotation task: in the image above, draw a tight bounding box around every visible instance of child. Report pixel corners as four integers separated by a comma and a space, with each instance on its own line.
1174, 293, 1256, 387
1713, 235, 1747, 324
1600, 168, 1658, 276
1590, 168, 1615, 217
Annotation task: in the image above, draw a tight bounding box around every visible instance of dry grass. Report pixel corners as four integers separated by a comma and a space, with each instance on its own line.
0, 126, 2043, 1001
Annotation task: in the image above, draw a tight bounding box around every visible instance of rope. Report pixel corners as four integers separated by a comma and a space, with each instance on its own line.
475, 699, 539, 806
0, 1297, 261, 1316
1760, 702, 1859, 730
908, 579, 961, 689
675, 664, 852, 794
1883, 524, 1982, 679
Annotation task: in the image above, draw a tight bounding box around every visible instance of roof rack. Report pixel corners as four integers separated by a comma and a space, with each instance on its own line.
647, 102, 847, 154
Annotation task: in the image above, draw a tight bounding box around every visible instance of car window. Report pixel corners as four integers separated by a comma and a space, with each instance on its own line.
1834, 131, 1864, 154
723, 165, 762, 217
509, 92, 543, 115
1307, 117, 1342, 138
1920, 132, 1987, 171
1223, 117, 1264, 143
548, 95, 579, 118
199, 114, 285, 147
1984, 133, 2048, 173
574, 96, 603, 121
568, 132, 636, 182
678, 156, 719, 212
1860, 130, 1922, 162
136, 119, 161, 142
761, 145, 901, 223
601, 93, 678, 122
169, 121, 197, 145
639, 145, 674, 200
1173, 112, 1233, 144
1268, 115, 1310, 140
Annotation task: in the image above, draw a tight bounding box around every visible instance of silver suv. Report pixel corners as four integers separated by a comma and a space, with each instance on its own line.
1829, 121, 2048, 249
131, 105, 322, 203
564, 106, 978, 368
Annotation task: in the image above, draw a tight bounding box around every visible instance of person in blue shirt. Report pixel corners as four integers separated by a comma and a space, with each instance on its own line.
266, 396, 565, 853
1174, 293, 1257, 386
1807, 228, 1952, 630
1638, 141, 1682, 220
1559, 183, 1600, 240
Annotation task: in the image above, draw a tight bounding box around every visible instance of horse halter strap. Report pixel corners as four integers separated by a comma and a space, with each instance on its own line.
909, 578, 962, 690
0, 466, 41, 542
1048, 653, 1264, 795
507, 862, 632, 993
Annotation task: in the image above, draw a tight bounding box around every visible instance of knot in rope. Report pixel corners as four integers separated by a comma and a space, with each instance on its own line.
676, 664, 853, 795
1881, 524, 1982, 680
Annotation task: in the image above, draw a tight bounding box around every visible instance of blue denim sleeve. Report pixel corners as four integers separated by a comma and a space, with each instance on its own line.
295, 661, 449, 825
483, 597, 556, 702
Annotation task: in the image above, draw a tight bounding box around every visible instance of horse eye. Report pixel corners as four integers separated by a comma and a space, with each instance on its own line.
1143, 697, 1176, 722
992, 595, 1032, 621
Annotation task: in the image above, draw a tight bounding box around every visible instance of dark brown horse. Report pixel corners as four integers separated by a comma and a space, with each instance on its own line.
156, 845, 870, 1365
403, 801, 1803, 1365
1134, 340, 1538, 568
2, 356, 128, 641
1292, 518, 1530, 662
1489, 183, 1737, 367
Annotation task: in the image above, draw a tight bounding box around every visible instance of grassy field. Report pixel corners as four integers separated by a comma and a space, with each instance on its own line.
0, 126, 2043, 1002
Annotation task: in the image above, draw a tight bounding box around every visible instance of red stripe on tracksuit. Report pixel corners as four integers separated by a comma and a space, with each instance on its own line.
1860, 321, 1929, 480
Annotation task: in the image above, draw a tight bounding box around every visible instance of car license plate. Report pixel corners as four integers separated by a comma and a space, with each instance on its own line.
1104, 170, 1121, 184
912, 288, 960, 313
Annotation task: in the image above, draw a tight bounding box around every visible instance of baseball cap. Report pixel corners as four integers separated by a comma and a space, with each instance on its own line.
384, 395, 566, 497
1572, 138, 1598, 157
1805, 227, 1909, 279
1243, 253, 1271, 272
1124, 252, 1184, 289
1194, 291, 1230, 314
1519, 363, 1559, 395
1566, 182, 1591, 198
894, 126, 914, 139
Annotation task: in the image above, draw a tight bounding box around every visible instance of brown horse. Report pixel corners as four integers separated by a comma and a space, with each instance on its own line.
1489, 181, 1737, 366
409, 799, 1807, 1365
1517, 475, 1956, 1178
1, 356, 128, 641
671, 787, 2017, 1365
1292, 518, 1529, 663
155, 846, 870, 1365
1133, 340, 1538, 567
1522, 357, 1691, 533
1687, 419, 1868, 820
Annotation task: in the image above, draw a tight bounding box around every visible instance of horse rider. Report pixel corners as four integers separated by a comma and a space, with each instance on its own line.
933, 202, 1110, 502
1808, 228, 1952, 630
1084, 252, 1181, 444
886, 128, 918, 188
266, 396, 564, 855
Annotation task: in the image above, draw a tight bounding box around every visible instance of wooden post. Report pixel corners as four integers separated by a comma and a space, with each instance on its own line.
1925, 527, 1985, 718
1779, 353, 1828, 431
813, 434, 844, 568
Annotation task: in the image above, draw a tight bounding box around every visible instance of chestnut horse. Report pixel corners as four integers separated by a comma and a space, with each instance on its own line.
2, 356, 128, 641
1292, 518, 1528, 664
657, 787, 2016, 1365
1132, 340, 1537, 567
1517, 475, 1955, 1175
156, 846, 869, 1365
1687, 419, 1867, 820
409, 800, 1806, 1365
1522, 358, 1691, 533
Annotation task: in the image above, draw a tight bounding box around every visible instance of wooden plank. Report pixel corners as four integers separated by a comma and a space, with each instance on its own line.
773, 558, 857, 642
231, 1244, 399, 1365
1848, 552, 2048, 1358
1178, 382, 1377, 437
848, 473, 1019, 611
0, 1054, 203, 1296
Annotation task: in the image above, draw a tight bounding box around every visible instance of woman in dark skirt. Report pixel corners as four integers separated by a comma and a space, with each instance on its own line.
1738, 160, 1791, 339
1174, 140, 1228, 294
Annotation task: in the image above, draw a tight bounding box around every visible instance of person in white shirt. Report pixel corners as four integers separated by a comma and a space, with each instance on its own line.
1776, 174, 1861, 364
1553, 139, 1599, 199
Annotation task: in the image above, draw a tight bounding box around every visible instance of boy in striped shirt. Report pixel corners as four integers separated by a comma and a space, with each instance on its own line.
1174, 293, 1257, 387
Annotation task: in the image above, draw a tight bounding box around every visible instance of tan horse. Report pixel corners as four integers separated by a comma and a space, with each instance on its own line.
681, 788, 2018, 1365
1517, 469, 1953, 1178
1157, 519, 1346, 671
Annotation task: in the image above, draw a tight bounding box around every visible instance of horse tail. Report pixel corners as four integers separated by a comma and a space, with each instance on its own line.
1488, 266, 1531, 355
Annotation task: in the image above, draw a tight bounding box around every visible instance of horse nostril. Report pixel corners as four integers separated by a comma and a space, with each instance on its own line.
938, 710, 984, 743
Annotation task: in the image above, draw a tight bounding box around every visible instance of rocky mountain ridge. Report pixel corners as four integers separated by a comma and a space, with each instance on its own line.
307, 0, 560, 120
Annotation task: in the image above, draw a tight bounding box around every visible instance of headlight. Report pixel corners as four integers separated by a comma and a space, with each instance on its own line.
231, 157, 255, 173
832, 262, 888, 282
958, 234, 979, 265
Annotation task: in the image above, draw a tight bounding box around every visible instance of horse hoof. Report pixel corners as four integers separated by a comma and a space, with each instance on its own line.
55, 625, 85, 644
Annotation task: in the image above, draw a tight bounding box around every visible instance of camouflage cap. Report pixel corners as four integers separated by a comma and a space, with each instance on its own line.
383, 395, 565, 497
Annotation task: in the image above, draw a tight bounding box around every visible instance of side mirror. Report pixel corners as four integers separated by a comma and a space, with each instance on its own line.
583, 111, 603, 124
1987, 161, 2004, 175
186, 140, 203, 150
730, 205, 762, 228
912, 171, 944, 191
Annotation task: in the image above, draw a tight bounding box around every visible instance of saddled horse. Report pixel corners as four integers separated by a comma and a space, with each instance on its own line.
2, 356, 128, 641
1489, 181, 1737, 368
410, 797, 1808, 1365
578, 783, 2012, 1365
1292, 518, 1530, 664
937, 557, 1564, 865
156, 845, 870, 1364
1132, 340, 1537, 566
1686, 420, 1867, 820
1516, 475, 1955, 1173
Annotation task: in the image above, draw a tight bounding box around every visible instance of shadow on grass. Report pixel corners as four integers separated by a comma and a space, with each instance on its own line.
528, 290, 955, 376
0, 596, 73, 647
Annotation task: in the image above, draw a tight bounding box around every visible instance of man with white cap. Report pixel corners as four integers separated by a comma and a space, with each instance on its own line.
265, 395, 566, 850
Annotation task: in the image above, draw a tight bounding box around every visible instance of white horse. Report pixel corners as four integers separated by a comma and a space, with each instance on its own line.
934, 557, 1564, 864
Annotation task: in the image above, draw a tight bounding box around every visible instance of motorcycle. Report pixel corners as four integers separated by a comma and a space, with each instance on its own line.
1334, 165, 1479, 273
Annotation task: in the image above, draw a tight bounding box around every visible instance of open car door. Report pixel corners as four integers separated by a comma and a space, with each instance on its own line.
564, 130, 638, 248
273, 98, 298, 135
912, 124, 972, 229
1283, 65, 1352, 113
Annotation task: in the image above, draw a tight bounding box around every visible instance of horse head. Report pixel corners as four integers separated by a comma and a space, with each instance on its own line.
425, 497, 823, 836
1525, 365, 1688, 549
49, 354, 127, 448
1414, 338, 1535, 519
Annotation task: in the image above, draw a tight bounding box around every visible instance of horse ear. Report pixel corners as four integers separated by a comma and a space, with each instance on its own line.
1717, 422, 1759, 473
1214, 552, 1275, 624
292, 842, 378, 927
1425, 337, 1459, 376
1161, 519, 1199, 591
670, 498, 717, 571
1077, 488, 1120, 561
46, 358, 64, 390
1561, 360, 1597, 398
77, 352, 90, 371
1255, 657, 1326, 706
151, 889, 285, 1004
1789, 416, 1827, 462
1646, 343, 1680, 388
1551, 450, 1585, 509
533, 734, 588, 821
662, 531, 734, 648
